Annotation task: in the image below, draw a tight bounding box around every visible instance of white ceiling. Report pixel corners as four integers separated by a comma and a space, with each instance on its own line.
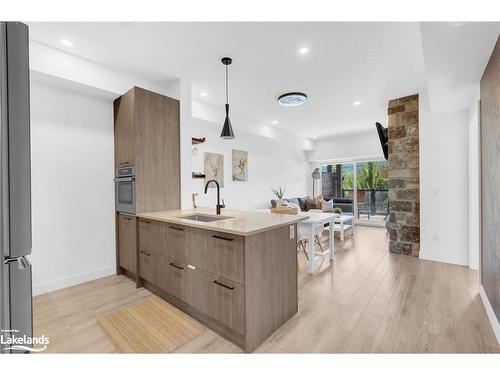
27, 22, 499, 138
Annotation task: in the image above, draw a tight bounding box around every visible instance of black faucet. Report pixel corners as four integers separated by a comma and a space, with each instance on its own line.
204, 179, 225, 215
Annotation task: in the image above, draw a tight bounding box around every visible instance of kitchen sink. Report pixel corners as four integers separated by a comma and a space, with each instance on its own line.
178, 214, 233, 222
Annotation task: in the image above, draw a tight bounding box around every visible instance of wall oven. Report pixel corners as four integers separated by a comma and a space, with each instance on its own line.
115, 166, 135, 213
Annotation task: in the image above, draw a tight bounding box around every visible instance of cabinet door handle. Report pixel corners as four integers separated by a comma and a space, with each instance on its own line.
140, 250, 151, 256
141, 220, 151, 224
212, 235, 233, 241
169, 262, 184, 270
213, 280, 234, 290
169, 226, 184, 231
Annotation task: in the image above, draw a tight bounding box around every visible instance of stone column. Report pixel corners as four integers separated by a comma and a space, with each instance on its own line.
387, 94, 420, 256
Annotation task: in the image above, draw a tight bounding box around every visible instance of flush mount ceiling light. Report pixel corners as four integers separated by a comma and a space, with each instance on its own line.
200, 92, 208, 97
353, 100, 362, 106
59, 38, 73, 47
272, 120, 279, 124
277, 92, 308, 107
298, 47, 309, 54
220, 57, 235, 139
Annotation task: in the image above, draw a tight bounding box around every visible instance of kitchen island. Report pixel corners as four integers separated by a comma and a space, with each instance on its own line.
134, 208, 305, 352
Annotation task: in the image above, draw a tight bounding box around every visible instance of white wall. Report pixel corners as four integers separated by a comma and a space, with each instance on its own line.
308, 130, 384, 163
191, 118, 309, 210
30, 81, 116, 295
419, 93, 470, 266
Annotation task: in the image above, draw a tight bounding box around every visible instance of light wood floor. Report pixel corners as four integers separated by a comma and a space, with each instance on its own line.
33, 226, 500, 353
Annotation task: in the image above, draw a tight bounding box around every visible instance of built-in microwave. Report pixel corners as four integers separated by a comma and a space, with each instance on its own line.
115, 166, 135, 214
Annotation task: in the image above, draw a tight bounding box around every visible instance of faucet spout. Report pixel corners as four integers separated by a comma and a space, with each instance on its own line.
204, 179, 225, 215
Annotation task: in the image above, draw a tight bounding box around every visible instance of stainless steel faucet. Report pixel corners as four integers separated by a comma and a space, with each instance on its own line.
204, 179, 225, 215
192, 193, 198, 209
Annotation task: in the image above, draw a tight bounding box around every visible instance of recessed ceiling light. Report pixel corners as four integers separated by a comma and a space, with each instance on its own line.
353, 101, 362, 106
59, 38, 73, 47
278, 92, 308, 107
200, 92, 208, 97
298, 47, 309, 54
312, 136, 317, 139
272, 120, 278, 124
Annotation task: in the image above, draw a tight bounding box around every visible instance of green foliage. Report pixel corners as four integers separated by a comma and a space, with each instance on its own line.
271, 186, 286, 199
342, 172, 354, 190
357, 161, 389, 190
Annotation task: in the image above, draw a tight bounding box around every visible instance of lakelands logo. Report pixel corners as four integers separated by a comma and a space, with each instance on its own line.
1, 329, 49, 352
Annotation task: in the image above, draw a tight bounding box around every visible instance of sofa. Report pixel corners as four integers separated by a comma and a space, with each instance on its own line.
270, 196, 353, 214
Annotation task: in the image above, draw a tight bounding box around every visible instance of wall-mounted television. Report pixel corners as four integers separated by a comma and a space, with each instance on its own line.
375, 122, 388, 160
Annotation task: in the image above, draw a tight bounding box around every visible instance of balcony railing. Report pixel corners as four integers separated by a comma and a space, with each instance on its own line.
342, 189, 389, 220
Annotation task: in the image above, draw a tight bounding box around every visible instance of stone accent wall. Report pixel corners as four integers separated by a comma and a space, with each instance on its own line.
387, 94, 420, 256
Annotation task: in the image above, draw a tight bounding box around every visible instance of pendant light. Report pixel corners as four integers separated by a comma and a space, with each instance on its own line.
220, 57, 235, 139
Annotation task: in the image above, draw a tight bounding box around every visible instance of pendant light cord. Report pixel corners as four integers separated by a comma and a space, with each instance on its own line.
225, 64, 229, 104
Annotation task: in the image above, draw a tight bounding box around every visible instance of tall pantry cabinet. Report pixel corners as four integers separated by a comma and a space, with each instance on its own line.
114, 86, 181, 276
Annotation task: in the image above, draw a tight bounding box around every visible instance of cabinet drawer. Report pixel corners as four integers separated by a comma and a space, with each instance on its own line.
118, 214, 136, 273
164, 224, 187, 262
138, 219, 161, 252
155, 255, 207, 314
207, 232, 244, 284
139, 249, 155, 282
207, 275, 244, 334
185, 227, 208, 270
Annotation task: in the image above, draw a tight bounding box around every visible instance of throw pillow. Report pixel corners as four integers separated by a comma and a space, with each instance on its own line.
315, 194, 323, 209
305, 196, 317, 211
322, 199, 334, 212
298, 197, 307, 211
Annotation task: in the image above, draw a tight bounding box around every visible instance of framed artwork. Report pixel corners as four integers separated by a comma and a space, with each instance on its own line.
204, 152, 224, 187
232, 149, 248, 181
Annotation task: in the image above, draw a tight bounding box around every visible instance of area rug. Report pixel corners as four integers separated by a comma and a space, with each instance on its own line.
97, 295, 206, 353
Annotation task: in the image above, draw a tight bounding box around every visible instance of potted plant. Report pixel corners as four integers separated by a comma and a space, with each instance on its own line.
333, 207, 342, 217
271, 186, 286, 208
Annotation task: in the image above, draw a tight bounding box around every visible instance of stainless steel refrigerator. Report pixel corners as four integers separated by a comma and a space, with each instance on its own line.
0, 22, 33, 354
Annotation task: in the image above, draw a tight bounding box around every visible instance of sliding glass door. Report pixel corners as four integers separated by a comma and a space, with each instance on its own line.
321, 159, 389, 226
355, 160, 389, 225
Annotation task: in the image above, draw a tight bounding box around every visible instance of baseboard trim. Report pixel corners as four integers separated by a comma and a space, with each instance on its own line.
33, 266, 116, 296
479, 285, 500, 345
419, 250, 468, 266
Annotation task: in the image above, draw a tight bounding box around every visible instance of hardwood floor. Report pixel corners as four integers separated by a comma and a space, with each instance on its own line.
33, 226, 500, 353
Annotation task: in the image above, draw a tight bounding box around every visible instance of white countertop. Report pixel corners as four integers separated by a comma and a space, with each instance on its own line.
136, 207, 307, 236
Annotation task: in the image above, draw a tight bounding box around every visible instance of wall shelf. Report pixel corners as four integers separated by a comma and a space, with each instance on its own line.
192, 172, 206, 179
192, 137, 206, 145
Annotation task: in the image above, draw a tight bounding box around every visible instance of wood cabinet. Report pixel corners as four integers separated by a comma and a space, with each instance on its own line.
138, 249, 154, 282
117, 213, 136, 275
206, 274, 245, 334
113, 86, 180, 213
206, 231, 244, 284
113, 93, 135, 167
164, 224, 187, 262
137, 220, 298, 352
114, 87, 180, 278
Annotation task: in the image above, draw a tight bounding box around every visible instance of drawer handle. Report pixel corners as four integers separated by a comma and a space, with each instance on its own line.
169, 262, 184, 270
213, 280, 234, 290
212, 235, 233, 241
141, 220, 151, 224
123, 217, 133, 221
140, 250, 151, 256
169, 226, 184, 231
